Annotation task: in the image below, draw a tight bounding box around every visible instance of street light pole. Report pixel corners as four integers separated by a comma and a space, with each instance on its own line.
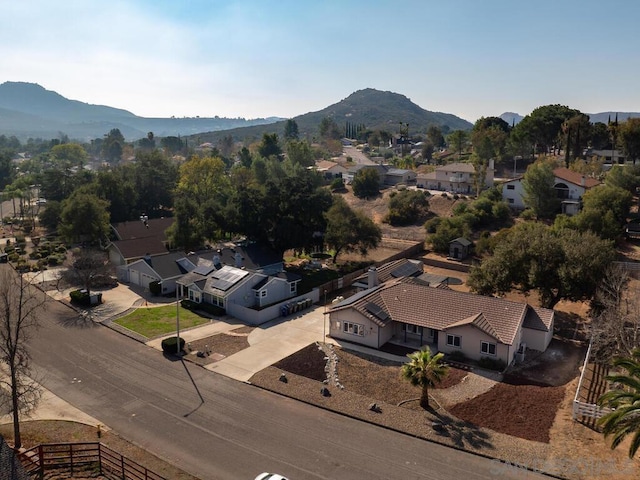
176, 285, 181, 355
323, 290, 327, 344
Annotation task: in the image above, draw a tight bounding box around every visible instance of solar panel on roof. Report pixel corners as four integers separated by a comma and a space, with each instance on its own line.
210, 267, 249, 291
365, 302, 390, 322
193, 264, 215, 276
390, 262, 421, 278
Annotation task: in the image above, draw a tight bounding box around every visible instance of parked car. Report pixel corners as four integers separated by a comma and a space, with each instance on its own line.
254, 474, 289, 480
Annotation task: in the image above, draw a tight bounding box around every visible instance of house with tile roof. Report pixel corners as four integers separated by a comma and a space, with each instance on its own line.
314, 160, 348, 180
328, 277, 554, 365
351, 258, 424, 291
501, 167, 601, 215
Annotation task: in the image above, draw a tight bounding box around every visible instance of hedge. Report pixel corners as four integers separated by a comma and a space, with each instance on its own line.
161, 336, 185, 354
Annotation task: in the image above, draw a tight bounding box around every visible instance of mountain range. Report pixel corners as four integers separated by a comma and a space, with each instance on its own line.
187, 88, 474, 145
0, 82, 281, 141
500, 111, 640, 126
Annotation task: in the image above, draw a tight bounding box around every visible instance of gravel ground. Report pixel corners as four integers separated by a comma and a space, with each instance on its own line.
183, 326, 253, 366
251, 343, 555, 474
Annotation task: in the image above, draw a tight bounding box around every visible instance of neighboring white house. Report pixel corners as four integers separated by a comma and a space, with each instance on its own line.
416, 162, 494, 193
328, 276, 554, 366
384, 168, 417, 186
314, 160, 348, 180
501, 167, 601, 215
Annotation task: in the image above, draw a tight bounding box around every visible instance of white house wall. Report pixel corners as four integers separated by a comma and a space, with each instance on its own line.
329, 309, 381, 348
501, 179, 526, 209
438, 324, 513, 364
521, 317, 554, 352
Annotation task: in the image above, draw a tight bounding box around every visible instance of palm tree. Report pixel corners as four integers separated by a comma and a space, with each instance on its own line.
401, 348, 448, 409
597, 348, 640, 458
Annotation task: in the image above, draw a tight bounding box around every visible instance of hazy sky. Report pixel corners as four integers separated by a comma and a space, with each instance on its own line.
2, 0, 639, 123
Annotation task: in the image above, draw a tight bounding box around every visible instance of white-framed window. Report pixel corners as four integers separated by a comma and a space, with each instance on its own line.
481, 341, 497, 356
343, 321, 364, 336
255, 290, 267, 298
211, 295, 224, 307
402, 324, 423, 335
447, 334, 461, 348
506, 184, 515, 190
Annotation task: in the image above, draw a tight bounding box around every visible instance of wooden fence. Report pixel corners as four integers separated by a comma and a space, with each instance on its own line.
19, 442, 166, 480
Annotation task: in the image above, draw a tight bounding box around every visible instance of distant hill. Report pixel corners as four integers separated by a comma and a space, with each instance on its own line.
0, 82, 280, 141
587, 111, 640, 124
191, 88, 473, 145
500, 110, 640, 126
499, 112, 524, 126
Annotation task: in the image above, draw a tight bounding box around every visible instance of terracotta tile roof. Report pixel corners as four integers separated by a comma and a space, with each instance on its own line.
332, 278, 553, 346
553, 168, 600, 188
436, 162, 476, 173
352, 259, 422, 286
316, 160, 339, 170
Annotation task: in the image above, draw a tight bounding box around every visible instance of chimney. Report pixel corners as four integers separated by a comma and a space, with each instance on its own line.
488, 158, 494, 170
143, 254, 152, 266
581, 175, 586, 187
367, 267, 379, 289
212, 254, 221, 268
234, 251, 243, 268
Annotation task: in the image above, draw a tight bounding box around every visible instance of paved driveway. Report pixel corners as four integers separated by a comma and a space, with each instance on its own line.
206, 306, 330, 381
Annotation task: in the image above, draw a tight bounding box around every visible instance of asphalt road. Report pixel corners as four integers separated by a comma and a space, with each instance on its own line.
24, 283, 552, 480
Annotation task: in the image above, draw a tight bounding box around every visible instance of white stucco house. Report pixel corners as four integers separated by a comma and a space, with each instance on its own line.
416, 161, 494, 193
328, 276, 554, 366
501, 167, 601, 215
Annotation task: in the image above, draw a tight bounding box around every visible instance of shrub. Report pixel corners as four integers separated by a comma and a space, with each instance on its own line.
47, 255, 61, 266
447, 350, 467, 362
161, 336, 185, 354
70, 289, 91, 306
8, 253, 19, 262
478, 356, 507, 371
197, 303, 226, 316
424, 217, 441, 234
441, 192, 449, 198
330, 177, 344, 191
149, 280, 162, 296
520, 209, 536, 220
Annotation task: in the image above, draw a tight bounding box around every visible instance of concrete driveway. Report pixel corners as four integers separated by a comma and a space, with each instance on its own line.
206, 306, 330, 382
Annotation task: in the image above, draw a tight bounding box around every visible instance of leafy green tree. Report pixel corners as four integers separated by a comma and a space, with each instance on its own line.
257, 133, 282, 159
591, 122, 612, 149
513, 104, 580, 153
522, 160, 560, 218
597, 349, 640, 458
447, 130, 468, 156
401, 349, 448, 409
58, 192, 110, 244
101, 128, 125, 163
170, 155, 230, 248
137, 132, 155, 151
133, 150, 177, 217
562, 114, 591, 166
581, 184, 632, 225
324, 196, 381, 263
352, 168, 380, 198
38, 200, 63, 231
605, 165, 640, 193
385, 190, 429, 226
50, 143, 88, 167
286, 139, 314, 167
283, 119, 299, 140
91, 167, 138, 223
428, 216, 473, 253
618, 118, 640, 165
468, 222, 615, 308
160, 136, 184, 155
0, 150, 15, 189
319, 117, 341, 140
238, 146, 253, 168
426, 125, 445, 149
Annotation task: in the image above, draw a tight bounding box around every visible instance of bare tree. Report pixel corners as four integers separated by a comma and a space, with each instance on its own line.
57, 248, 113, 296
590, 265, 640, 364
0, 265, 47, 449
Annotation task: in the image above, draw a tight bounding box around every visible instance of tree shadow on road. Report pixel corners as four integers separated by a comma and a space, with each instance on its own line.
54, 311, 99, 329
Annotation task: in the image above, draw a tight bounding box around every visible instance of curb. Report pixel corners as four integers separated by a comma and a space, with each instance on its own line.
247, 381, 568, 480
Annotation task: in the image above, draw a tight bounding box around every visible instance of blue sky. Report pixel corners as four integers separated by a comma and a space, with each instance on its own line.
2, 0, 639, 123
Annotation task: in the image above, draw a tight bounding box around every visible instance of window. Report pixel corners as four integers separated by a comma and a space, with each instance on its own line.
506, 185, 515, 190
290, 283, 297, 294
508, 198, 514, 204
481, 341, 496, 356
402, 324, 423, 335
211, 295, 224, 307
446, 334, 461, 348
343, 321, 364, 336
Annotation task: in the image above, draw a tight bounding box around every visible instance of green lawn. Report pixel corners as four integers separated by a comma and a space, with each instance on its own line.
115, 305, 210, 338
